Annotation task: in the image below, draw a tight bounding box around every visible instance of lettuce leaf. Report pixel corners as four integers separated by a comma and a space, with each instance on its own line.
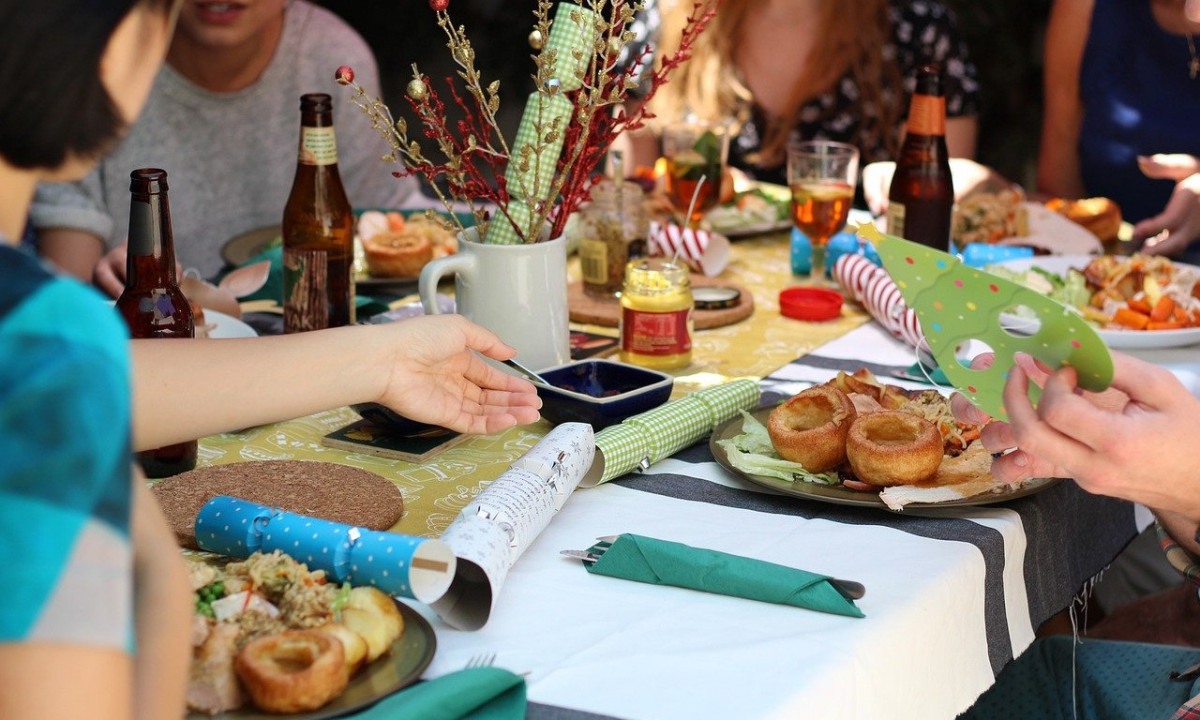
716, 411, 840, 485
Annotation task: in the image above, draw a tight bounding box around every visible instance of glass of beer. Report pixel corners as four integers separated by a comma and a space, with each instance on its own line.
662, 119, 730, 227
787, 140, 859, 283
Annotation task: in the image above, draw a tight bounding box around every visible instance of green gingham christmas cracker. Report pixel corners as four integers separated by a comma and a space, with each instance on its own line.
544, 2, 599, 91
581, 379, 761, 486
484, 198, 535, 245
500, 91, 573, 207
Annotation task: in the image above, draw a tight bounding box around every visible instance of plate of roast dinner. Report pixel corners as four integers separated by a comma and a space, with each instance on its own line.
185, 550, 435, 719
986, 254, 1200, 350
710, 369, 1060, 511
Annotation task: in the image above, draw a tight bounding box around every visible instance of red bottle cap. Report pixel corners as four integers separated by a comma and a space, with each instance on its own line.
779, 287, 843, 322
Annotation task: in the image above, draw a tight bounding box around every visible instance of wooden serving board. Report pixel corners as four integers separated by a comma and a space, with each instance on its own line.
568, 275, 755, 329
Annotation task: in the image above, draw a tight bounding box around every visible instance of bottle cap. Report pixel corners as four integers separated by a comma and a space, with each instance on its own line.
779, 287, 843, 322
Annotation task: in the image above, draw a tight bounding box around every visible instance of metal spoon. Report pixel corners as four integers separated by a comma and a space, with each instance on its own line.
503, 358, 551, 386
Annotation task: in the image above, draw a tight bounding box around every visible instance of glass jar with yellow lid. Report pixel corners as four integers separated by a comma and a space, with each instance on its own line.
619, 258, 693, 370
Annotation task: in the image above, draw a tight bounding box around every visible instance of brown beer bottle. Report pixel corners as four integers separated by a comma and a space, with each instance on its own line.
115, 168, 198, 478
283, 93, 355, 333
886, 64, 954, 251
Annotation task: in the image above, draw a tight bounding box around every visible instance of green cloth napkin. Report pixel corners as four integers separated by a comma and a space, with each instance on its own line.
588, 378, 760, 485
347, 667, 526, 720
582, 534, 865, 618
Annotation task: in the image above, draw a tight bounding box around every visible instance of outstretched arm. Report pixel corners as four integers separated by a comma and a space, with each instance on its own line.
129, 315, 542, 449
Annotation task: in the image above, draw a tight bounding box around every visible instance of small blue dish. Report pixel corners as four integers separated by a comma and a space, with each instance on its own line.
535, 359, 673, 429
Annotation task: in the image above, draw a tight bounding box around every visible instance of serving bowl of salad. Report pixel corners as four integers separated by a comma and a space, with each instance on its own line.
987, 254, 1200, 349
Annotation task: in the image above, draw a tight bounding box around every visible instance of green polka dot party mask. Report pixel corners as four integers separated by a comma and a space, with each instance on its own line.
857, 224, 1113, 420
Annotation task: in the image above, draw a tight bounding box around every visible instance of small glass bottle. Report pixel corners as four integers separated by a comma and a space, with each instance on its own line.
578, 178, 649, 298
283, 93, 355, 333
115, 168, 198, 479
886, 63, 954, 252
619, 258, 693, 370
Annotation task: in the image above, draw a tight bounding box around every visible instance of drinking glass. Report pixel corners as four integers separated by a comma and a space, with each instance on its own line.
787, 140, 859, 284
662, 119, 730, 227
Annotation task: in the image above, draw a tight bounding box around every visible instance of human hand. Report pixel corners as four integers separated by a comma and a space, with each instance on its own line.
372, 315, 542, 435
1133, 156, 1200, 256
93, 244, 186, 298
861, 161, 896, 216
93, 245, 128, 298
951, 352, 1200, 519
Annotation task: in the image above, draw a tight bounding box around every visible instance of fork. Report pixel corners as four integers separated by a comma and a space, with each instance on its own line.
463, 651, 496, 669
560, 535, 867, 601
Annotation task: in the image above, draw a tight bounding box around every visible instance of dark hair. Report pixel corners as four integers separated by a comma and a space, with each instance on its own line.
0, 0, 170, 170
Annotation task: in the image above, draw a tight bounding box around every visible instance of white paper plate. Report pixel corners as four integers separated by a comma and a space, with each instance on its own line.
992, 255, 1200, 349
205, 309, 257, 339
995, 202, 1104, 255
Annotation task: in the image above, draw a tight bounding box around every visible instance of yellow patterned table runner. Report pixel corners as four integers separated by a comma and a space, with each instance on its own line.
200, 231, 869, 538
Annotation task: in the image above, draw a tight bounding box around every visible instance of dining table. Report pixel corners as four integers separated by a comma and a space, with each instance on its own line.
198, 229, 1155, 719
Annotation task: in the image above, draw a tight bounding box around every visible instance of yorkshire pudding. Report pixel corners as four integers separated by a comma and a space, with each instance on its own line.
362, 231, 434, 278
767, 385, 857, 472
846, 411, 943, 486
234, 629, 349, 714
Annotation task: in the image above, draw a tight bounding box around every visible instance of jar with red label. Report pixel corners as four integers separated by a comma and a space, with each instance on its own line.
619, 258, 693, 370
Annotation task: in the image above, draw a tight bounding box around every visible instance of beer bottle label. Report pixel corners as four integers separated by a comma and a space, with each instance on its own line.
298, 126, 339, 166
283, 247, 331, 331
886, 202, 906, 239
906, 96, 946, 136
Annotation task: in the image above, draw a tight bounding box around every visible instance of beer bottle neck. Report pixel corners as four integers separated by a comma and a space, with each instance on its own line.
125, 191, 179, 288
297, 115, 340, 168
905, 93, 946, 138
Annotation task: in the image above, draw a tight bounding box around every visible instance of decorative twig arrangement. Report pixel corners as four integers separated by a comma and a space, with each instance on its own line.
336, 0, 720, 244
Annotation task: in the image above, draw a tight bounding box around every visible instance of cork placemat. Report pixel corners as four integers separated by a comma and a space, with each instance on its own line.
151, 460, 405, 550
568, 275, 755, 329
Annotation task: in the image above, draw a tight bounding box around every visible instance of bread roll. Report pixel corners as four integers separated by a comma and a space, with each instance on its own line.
1045, 197, 1122, 247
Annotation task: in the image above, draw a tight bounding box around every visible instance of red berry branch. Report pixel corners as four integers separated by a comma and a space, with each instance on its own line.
339, 0, 723, 243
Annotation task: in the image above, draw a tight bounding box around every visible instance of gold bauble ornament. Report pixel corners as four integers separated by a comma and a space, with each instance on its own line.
528, 29, 545, 50
406, 78, 428, 102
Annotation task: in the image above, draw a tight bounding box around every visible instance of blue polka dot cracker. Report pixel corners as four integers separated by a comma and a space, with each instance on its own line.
857, 225, 1113, 420
195, 496, 456, 604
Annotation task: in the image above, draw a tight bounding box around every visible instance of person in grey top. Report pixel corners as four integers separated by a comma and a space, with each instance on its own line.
30, 0, 415, 288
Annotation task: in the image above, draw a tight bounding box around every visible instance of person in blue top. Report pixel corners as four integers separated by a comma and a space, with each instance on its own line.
0, 1, 542, 716
1040, 0, 1200, 257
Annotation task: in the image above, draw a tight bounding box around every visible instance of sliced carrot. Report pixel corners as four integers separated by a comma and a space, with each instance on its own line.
1150, 295, 1177, 322
1147, 320, 1185, 331
1173, 306, 1189, 323
1126, 296, 1152, 314
1112, 307, 1151, 330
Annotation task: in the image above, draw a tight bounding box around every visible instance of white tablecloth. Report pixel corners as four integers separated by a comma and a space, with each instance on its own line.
413, 323, 1142, 720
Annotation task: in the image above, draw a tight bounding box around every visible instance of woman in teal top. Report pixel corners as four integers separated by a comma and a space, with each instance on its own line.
0, 1, 542, 716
